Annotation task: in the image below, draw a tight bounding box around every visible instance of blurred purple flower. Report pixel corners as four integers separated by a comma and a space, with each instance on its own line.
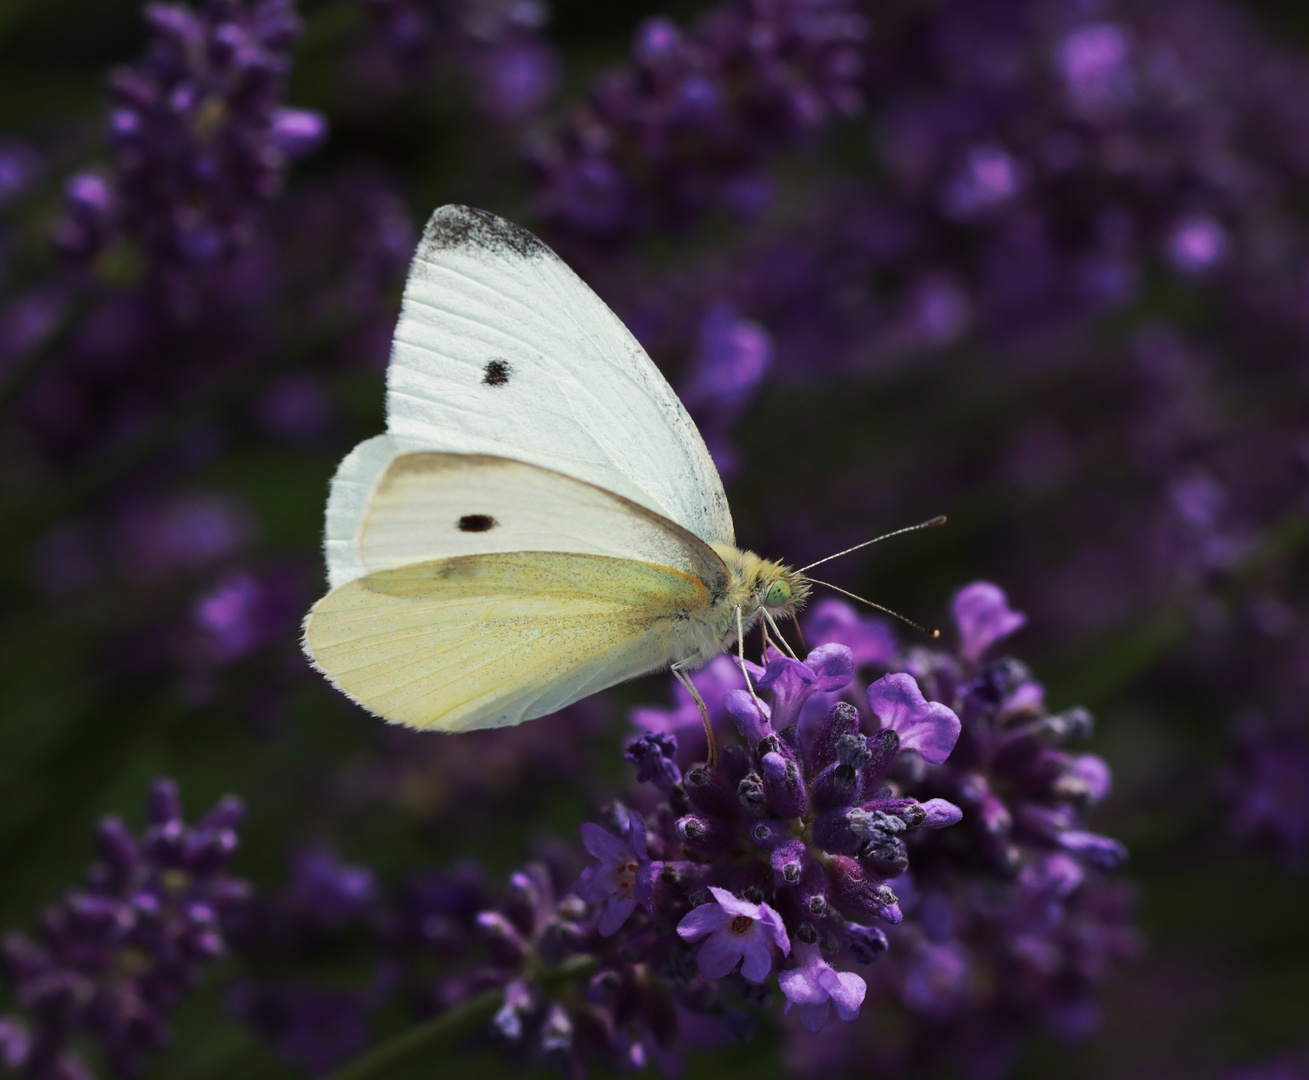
1167, 216, 1228, 273
952, 582, 1027, 663
532, 0, 868, 238
1227, 716, 1309, 866
805, 599, 899, 668
1058, 23, 1134, 114
0, 780, 248, 1079
227, 981, 372, 1076
941, 146, 1023, 219
680, 305, 773, 477
1228, 1057, 1309, 1080
253, 372, 333, 442
0, 139, 42, 207
115, 492, 252, 583
57, 0, 326, 268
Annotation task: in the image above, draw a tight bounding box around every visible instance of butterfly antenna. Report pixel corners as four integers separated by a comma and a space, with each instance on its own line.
797, 515, 947, 574
806, 577, 941, 640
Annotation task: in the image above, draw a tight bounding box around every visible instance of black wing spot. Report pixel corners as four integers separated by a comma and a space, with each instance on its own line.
421, 206, 549, 260
458, 514, 498, 533
483, 359, 512, 386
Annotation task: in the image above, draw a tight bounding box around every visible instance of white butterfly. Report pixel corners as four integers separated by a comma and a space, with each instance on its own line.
302, 205, 809, 736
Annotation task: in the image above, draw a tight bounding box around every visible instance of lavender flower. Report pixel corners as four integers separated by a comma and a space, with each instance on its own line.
577, 810, 659, 936
0, 779, 248, 1079
781, 585, 1136, 1074
379, 634, 969, 1074
677, 888, 791, 982
866, 673, 961, 764
226, 981, 372, 1075
778, 942, 866, 1033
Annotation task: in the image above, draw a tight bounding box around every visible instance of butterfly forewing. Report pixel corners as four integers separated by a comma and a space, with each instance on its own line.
384, 205, 734, 547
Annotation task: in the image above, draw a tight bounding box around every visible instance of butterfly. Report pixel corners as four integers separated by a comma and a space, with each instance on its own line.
302, 204, 817, 741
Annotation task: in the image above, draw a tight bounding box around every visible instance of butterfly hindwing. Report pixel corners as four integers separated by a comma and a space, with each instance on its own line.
304, 552, 712, 731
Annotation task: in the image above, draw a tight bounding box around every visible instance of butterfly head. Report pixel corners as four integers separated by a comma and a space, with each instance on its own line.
757, 562, 810, 618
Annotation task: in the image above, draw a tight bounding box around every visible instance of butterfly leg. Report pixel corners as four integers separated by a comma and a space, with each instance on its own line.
672, 662, 717, 771
736, 605, 768, 719
761, 607, 800, 661
791, 611, 809, 656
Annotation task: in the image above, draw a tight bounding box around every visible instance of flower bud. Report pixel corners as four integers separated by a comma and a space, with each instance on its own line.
760, 751, 807, 818
806, 701, 861, 773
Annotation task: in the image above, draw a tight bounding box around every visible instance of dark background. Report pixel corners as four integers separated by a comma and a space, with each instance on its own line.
1, 1, 1308, 1077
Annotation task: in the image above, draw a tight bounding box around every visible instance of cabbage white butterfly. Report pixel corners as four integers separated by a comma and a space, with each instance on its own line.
303, 205, 816, 737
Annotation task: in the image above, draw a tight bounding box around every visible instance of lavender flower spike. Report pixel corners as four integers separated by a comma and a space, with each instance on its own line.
778, 942, 867, 1033
867, 674, 961, 765
676, 887, 790, 982
577, 810, 658, 936
952, 582, 1027, 663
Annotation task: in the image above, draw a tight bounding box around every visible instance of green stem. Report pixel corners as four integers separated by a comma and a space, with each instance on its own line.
322, 954, 597, 1080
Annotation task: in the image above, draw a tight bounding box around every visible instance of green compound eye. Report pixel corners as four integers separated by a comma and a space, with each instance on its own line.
764, 579, 792, 607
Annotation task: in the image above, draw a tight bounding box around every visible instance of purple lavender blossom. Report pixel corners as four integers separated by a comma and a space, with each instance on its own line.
353, 0, 559, 121
778, 942, 866, 1032
677, 888, 791, 983
866, 673, 962, 764
0, 780, 248, 1079
785, 587, 1136, 1072
623, 732, 682, 791
577, 810, 659, 936
354, 633, 968, 1073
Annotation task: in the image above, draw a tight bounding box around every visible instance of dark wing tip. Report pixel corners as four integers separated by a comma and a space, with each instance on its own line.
420, 205, 550, 261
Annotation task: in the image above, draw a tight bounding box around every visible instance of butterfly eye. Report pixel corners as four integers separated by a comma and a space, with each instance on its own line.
764, 579, 792, 607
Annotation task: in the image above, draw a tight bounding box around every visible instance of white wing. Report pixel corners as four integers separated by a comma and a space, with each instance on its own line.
325, 449, 730, 591
382, 205, 733, 547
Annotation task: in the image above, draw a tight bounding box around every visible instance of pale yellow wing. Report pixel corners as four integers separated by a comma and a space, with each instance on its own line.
303, 551, 712, 732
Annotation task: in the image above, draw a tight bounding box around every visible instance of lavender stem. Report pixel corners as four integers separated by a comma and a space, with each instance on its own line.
322, 954, 598, 1080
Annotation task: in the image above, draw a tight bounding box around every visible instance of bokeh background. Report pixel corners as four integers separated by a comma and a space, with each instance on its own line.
1, 0, 1307, 1077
